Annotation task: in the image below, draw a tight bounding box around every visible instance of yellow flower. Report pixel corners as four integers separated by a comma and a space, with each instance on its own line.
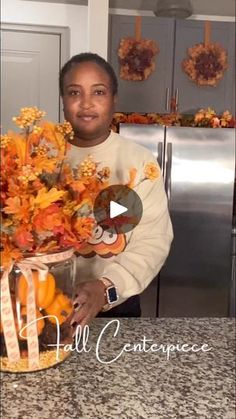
12, 107, 45, 129
0, 134, 13, 148
144, 162, 160, 181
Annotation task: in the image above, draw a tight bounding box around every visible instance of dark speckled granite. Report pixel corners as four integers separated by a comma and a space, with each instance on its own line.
1, 318, 235, 419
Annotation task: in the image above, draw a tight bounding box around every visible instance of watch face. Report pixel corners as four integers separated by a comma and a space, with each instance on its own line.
107, 286, 118, 304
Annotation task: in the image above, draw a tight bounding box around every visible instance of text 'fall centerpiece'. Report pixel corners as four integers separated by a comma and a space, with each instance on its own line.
0, 107, 110, 372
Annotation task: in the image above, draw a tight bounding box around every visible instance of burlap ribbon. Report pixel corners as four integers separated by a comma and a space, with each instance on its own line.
0, 248, 74, 370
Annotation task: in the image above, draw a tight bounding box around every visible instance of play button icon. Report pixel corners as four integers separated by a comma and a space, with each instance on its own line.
110, 201, 128, 219
94, 185, 143, 234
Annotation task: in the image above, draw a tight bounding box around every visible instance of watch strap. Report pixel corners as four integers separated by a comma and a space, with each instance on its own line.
99, 277, 118, 311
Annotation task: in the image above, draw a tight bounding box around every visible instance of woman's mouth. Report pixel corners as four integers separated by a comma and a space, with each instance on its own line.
78, 114, 97, 122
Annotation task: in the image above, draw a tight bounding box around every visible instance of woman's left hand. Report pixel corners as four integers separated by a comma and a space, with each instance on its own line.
70, 280, 106, 330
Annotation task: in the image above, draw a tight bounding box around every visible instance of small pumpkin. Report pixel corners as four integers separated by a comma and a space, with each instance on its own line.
18, 271, 56, 309
45, 289, 73, 325
18, 306, 45, 339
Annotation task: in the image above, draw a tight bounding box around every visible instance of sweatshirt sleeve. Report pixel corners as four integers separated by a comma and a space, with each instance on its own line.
101, 157, 173, 302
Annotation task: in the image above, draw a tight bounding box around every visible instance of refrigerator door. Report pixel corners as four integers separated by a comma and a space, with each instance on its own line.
160, 127, 235, 316
119, 124, 165, 172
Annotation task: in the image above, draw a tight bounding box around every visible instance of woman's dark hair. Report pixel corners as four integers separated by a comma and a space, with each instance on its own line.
59, 52, 118, 96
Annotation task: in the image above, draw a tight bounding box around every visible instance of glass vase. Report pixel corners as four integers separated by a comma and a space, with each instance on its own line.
0, 248, 76, 373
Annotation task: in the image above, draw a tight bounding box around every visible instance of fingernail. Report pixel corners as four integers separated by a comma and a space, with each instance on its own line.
73, 302, 81, 311
70, 321, 77, 327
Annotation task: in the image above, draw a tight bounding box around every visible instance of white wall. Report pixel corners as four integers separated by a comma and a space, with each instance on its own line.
1, 0, 88, 57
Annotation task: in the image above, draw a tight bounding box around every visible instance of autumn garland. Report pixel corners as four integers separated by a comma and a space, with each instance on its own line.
111, 109, 235, 131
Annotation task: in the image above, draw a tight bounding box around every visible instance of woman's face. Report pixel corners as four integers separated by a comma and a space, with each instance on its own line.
62, 61, 116, 146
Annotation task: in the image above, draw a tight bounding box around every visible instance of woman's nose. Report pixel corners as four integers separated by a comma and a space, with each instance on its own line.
80, 93, 93, 109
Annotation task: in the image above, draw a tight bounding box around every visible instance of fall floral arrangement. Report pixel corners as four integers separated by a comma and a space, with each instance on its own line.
0, 107, 111, 372
0, 107, 112, 268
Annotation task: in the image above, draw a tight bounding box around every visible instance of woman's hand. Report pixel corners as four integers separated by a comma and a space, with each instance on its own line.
70, 280, 106, 330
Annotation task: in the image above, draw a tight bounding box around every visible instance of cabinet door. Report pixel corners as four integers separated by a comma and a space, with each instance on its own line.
173, 20, 235, 114
108, 15, 174, 113
1, 24, 69, 132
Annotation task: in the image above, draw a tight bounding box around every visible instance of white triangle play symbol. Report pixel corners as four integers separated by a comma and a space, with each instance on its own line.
110, 201, 128, 219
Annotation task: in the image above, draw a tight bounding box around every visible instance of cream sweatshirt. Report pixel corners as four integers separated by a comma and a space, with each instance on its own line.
66, 130, 173, 306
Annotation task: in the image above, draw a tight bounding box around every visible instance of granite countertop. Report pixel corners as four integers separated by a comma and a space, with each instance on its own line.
1, 318, 235, 419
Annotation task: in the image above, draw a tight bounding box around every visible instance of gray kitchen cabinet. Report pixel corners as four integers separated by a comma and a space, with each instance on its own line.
173, 20, 235, 114
108, 15, 175, 113
108, 15, 235, 114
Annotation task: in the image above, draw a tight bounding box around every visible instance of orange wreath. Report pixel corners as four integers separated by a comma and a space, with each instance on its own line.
182, 22, 228, 87
118, 17, 159, 81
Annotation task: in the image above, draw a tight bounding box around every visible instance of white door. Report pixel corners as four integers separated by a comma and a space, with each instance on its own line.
1, 24, 69, 132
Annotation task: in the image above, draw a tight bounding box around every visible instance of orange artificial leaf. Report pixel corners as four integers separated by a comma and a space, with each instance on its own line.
8, 131, 27, 165
3, 197, 32, 222
32, 155, 58, 173
0, 239, 23, 268
34, 187, 65, 209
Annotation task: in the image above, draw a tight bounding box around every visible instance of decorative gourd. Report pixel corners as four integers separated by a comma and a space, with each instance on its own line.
17, 271, 56, 309
19, 306, 45, 339
45, 289, 73, 325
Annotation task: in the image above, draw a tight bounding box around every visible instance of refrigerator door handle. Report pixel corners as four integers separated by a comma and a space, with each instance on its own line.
165, 142, 172, 202
165, 87, 170, 112
175, 88, 179, 111
157, 141, 163, 172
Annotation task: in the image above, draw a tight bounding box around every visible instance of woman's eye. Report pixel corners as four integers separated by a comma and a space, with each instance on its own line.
69, 90, 80, 96
94, 89, 105, 95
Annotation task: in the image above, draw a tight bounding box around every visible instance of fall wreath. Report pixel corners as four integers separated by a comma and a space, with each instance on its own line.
182, 43, 228, 87
118, 38, 159, 81
118, 16, 159, 81
182, 21, 228, 87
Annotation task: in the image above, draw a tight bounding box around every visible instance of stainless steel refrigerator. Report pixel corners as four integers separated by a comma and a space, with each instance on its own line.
119, 124, 235, 317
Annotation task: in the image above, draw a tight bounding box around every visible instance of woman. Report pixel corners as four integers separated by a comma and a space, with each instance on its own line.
60, 52, 173, 328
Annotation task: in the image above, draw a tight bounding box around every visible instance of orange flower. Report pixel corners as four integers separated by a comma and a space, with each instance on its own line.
73, 217, 95, 240
32, 204, 63, 233
144, 162, 160, 181
12, 226, 34, 251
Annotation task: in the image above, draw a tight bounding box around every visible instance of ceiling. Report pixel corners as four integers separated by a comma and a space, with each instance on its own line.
23, 0, 236, 17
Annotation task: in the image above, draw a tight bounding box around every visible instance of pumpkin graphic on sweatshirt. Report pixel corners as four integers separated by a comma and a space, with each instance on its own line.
77, 225, 126, 258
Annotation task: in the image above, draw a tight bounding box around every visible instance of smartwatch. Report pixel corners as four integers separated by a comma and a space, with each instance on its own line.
99, 277, 119, 311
